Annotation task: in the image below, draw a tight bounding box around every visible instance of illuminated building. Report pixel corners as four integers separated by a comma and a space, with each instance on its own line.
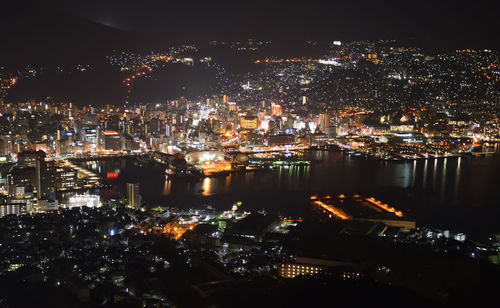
299, 133, 328, 146
80, 125, 98, 149
271, 103, 282, 116
36, 157, 56, 201
319, 113, 331, 132
390, 124, 414, 133
103, 130, 122, 151
280, 257, 363, 279
165, 123, 171, 137
37, 199, 58, 212
228, 102, 237, 111
240, 116, 258, 131
68, 194, 101, 208
54, 166, 77, 189
56, 129, 62, 155
367, 53, 381, 64
126, 182, 141, 209
280, 263, 323, 278
0, 203, 28, 218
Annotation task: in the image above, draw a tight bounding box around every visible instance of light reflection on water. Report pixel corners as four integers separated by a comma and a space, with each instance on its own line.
201, 177, 212, 197
69, 150, 500, 233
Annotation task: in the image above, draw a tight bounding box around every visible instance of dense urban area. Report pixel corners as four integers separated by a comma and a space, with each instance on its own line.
0, 39, 499, 307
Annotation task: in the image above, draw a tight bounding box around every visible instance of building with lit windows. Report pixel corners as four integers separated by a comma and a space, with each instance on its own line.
280, 263, 323, 278
103, 131, 122, 151
55, 166, 77, 189
126, 182, 142, 209
280, 257, 363, 279
0, 202, 28, 218
319, 113, 331, 132
228, 102, 237, 112
68, 194, 101, 208
240, 116, 259, 131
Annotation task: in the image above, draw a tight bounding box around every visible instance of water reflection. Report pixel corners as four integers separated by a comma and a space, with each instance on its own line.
402, 163, 411, 188
224, 174, 231, 193
163, 178, 172, 195
455, 157, 461, 193
423, 159, 428, 188
453, 157, 461, 205
76, 152, 499, 215
432, 158, 438, 188
440, 158, 447, 200
201, 177, 212, 196
411, 160, 417, 187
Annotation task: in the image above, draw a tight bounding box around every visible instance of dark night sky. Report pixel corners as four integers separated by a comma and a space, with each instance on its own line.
63, 1, 500, 48
2, 1, 499, 48
1, 1, 499, 105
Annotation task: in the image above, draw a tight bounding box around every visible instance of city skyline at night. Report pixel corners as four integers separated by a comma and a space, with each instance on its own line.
0, 1, 499, 307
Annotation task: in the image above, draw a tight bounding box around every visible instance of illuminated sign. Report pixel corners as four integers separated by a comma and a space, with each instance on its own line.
103, 131, 119, 136
107, 172, 119, 179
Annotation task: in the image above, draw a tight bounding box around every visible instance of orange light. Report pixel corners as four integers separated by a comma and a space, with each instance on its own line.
365, 197, 404, 217
313, 200, 350, 220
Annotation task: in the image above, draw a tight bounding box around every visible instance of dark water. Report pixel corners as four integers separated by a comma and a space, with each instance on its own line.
77, 149, 500, 237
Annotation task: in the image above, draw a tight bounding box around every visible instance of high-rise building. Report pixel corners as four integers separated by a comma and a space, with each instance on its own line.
56, 129, 62, 155
6, 168, 35, 196
103, 131, 122, 151
36, 157, 56, 201
149, 118, 161, 135
319, 113, 331, 132
0, 136, 13, 155
126, 182, 142, 209
165, 124, 171, 137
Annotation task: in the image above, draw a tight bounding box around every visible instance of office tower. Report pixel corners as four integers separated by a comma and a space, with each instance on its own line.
127, 182, 142, 209
36, 157, 56, 201
319, 113, 331, 132
103, 131, 122, 151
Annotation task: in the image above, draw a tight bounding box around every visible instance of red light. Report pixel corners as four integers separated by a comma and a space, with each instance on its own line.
106, 172, 118, 179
